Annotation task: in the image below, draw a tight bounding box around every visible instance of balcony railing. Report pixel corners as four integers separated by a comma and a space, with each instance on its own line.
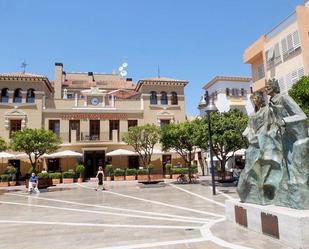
59, 132, 121, 143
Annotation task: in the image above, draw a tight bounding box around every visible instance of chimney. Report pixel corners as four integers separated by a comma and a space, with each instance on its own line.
54, 62, 63, 99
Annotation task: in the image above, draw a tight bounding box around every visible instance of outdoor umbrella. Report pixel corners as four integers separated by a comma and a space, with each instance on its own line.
106, 149, 137, 156
0, 152, 15, 164
44, 150, 83, 171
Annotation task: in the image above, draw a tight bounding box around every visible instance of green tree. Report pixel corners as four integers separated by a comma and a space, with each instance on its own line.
196, 109, 248, 175
0, 137, 7, 152
288, 76, 309, 125
160, 121, 200, 181
10, 128, 61, 171
122, 124, 160, 167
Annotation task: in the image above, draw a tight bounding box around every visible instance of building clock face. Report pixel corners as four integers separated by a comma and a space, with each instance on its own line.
91, 97, 99, 106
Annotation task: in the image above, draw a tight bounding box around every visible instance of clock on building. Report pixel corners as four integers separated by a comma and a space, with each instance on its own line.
91, 97, 99, 106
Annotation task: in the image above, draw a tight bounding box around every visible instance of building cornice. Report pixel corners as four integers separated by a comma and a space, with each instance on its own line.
135, 78, 188, 92
203, 76, 252, 90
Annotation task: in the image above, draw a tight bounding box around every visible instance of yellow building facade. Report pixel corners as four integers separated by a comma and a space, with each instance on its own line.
0, 63, 188, 177
244, 1, 309, 92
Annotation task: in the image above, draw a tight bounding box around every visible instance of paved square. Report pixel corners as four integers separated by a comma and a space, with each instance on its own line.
0, 181, 290, 249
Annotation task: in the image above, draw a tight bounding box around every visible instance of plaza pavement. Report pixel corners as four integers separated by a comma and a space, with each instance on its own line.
0, 178, 291, 249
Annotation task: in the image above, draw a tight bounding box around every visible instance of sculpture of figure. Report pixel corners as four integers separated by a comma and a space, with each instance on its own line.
237, 79, 309, 209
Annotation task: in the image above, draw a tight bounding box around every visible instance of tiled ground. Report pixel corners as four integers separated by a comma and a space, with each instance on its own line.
0, 180, 291, 249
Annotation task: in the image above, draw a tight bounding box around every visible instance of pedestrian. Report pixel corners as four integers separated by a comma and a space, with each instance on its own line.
28, 172, 40, 193
95, 166, 105, 191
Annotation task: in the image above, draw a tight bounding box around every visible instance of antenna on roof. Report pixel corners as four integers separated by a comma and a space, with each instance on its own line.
157, 64, 160, 78
21, 60, 28, 74
118, 62, 128, 78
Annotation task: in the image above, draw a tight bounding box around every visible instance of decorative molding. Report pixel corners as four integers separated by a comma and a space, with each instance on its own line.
4, 109, 27, 129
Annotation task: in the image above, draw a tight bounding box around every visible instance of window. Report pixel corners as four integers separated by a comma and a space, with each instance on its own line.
160, 91, 168, 105
26, 88, 35, 103
1, 88, 9, 103
241, 88, 245, 97
69, 120, 80, 142
109, 120, 119, 141
281, 30, 301, 59
256, 64, 265, 80
171, 92, 178, 105
160, 119, 170, 128
13, 88, 22, 103
10, 120, 21, 138
128, 120, 138, 129
226, 88, 230, 96
49, 120, 60, 137
89, 120, 100, 140
150, 91, 157, 105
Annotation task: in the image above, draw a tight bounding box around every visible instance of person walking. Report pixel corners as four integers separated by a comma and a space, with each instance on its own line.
95, 166, 105, 191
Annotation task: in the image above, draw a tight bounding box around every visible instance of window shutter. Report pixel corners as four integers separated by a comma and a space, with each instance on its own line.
278, 77, 286, 93
274, 43, 281, 63
281, 38, 288, 57
298, 67, 304, 78
292, 31, 300, 49
287, 34, 293, 53
286, 73, 293, 90
291, 70, 298, 84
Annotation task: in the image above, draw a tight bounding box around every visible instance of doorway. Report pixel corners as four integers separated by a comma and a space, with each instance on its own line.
162, 154, 172, 175
84, 151, 105, 178
48, 158, 60, 172
8, 160, 21, 181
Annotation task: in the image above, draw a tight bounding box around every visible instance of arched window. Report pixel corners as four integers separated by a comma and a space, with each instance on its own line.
150, 91, 157, 105
1, 88, 9, 103
13, 88, 22, 103
26, 88, 35, 103
160, 91, 168, 105
171, 92, 178, 105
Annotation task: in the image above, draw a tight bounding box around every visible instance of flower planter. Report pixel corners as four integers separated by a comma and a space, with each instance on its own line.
0, 182, 9, 187
150, 174, 162, 180
52, 179, 61, 185
125, 175, 136, 181
9, 181, 16, 186
105, 176, 112, 181
26, 179, 53, 189
172, 174, 181, 179
62, 178, 74, 184
114, 176, 125, 181
77, 178, 83, 183
137, 175, 149, 181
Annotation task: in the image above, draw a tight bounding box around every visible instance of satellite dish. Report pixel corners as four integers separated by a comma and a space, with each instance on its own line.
122, 62, 128, 68
120, 70, 127, 77
118, 66, 123, 71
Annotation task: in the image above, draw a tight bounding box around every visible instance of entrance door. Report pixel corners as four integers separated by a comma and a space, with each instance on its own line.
84, 151, 105, 178
48, 159, 60, 172
128, 156, 139, 169
162, 154, 172, 175
8, 160, 21, 181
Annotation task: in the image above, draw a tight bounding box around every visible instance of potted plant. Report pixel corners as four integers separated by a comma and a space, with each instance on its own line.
0, 174, 9, 187
125, 168, 137, 181
6, 166, 17, 186
62, 170, 75, 184
165, 163, 172, 179
37, 172, 53, 188
105, 164, 114, 181
49, 172, 62, 185
76, 164, 85, 183
137, 168, 148, 181
113, 168, 125, 181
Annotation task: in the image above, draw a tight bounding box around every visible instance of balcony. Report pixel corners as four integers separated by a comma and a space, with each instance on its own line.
59, 131, 122, 144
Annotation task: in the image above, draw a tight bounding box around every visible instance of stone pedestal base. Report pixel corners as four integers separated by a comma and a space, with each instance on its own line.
225, 199, 309, 249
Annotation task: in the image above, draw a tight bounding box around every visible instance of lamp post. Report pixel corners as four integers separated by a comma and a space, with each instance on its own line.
205, 98, 218, 195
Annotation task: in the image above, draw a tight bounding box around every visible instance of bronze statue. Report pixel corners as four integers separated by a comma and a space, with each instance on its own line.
237, 79, 309, 209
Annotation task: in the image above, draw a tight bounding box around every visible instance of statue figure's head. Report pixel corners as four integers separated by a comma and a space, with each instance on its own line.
266, 79, 280, 97
250, 91, 266, 112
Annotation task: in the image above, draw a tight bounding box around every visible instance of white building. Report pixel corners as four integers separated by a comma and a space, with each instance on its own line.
198, 76, 254, 116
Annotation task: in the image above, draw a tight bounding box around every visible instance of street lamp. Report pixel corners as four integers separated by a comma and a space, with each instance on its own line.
205, 98, 218, 195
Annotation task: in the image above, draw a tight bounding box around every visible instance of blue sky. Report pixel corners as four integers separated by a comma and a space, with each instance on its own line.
0, 0, 304, 116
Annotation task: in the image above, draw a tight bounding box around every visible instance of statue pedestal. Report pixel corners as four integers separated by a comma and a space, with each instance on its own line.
225, 199, 309, 249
